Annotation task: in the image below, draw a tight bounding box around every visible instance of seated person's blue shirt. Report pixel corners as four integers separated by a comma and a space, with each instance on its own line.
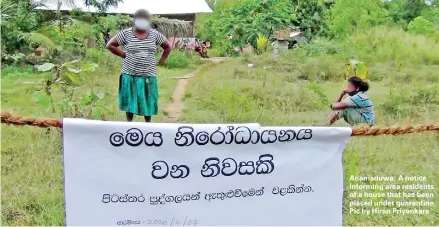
341, 92, 375, 125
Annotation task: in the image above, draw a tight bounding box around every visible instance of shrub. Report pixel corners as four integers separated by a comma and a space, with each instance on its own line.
1, 66, 35, 77
379, 85, 439, 116
379, 89, 413, 117
293, 38, 345, 57
207, 48, 224, 57
85, 48, 119, 70
407, 16, 436, 35
161, 51, 196, 69
300, 55, 345, 82
412, 85, 439, 104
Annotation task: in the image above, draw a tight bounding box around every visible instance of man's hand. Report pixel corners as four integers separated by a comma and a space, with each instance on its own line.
341, 89, 348, 96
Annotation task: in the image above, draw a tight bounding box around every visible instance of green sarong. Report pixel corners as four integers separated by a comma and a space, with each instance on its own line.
118, 73, 158, 116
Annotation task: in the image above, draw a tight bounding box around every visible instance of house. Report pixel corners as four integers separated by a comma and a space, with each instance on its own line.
270, 29, 305, 56
35, 0, 212, 37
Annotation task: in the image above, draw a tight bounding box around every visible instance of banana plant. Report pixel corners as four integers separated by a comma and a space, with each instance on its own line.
256, 34, 268, 55
345, 59, 367, 80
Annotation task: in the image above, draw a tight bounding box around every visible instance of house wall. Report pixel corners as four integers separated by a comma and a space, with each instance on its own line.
273, 40, 289, 56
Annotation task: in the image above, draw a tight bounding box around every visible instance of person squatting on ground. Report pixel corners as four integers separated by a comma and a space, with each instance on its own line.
106, 9, 171, 122
195, 40, 209, 58
324, 76, 375, 126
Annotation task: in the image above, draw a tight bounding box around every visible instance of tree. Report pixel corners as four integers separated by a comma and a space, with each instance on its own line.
384, 0, 430, 26
421, 1, 439, 27
85, 0, 123, 12
0, 0, 124, 54
1, 0, 52, 53
329, 0, 390, 39
290, 0, 333, 39
203, 0, 295, 54
37, 0, 123, 12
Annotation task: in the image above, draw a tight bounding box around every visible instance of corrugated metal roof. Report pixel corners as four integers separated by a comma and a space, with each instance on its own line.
35, 0, 213, 15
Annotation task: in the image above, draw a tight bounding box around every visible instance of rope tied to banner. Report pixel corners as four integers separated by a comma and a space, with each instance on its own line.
1, 112, 438, 136
1, 112, 62, 128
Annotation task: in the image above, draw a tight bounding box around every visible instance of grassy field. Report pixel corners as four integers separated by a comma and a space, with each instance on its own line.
1, 53, 198, 225
1, 54, 439, 225
182, 58, 439, 225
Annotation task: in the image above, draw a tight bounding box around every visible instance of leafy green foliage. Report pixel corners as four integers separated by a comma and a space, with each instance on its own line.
256, 35, 268, 55
292, 38, 344, 57
384, 0, 430, 26
92, 14, 131, 45
201, 0, 294, 53
33, 59, 111, 119
1, 0, 44, 53
290, 0, 332, 38
161, 51, 197, 69
20, 32, 56, 52
329, 0, 390, 39
421, 4, 439, 27
407, 16, 436, 35
1, 53, 25, 65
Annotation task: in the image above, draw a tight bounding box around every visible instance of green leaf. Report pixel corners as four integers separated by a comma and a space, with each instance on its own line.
81, 94, 92, 105
20, 32, 56, 52
64, 71, 80, 84
37, 63, 55, 72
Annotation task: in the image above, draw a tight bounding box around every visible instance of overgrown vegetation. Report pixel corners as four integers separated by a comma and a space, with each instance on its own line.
197, 0, 439, 55
1, 0, 200, 119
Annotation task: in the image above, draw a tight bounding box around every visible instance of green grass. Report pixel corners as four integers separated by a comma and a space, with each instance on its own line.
1, 54, 439, 225
1, 55, 199, 225
181, 59, 439, 225
1, 59, 197, 122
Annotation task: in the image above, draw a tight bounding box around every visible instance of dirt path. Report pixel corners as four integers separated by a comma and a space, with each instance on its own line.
162, 58, 225, 122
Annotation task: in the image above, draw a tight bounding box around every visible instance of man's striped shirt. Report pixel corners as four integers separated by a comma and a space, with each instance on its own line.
115, 28, 166, 76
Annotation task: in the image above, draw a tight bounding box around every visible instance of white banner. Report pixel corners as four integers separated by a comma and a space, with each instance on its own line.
62, 119, 352, 226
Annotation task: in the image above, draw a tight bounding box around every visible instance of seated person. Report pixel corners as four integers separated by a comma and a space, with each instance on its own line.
324, 76, 375, 126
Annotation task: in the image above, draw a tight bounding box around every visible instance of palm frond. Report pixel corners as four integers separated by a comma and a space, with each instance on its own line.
20, 32, 56, 51
152, 17, 193, 37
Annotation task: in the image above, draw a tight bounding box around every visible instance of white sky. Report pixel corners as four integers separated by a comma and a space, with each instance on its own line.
35, 0, 213, 15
